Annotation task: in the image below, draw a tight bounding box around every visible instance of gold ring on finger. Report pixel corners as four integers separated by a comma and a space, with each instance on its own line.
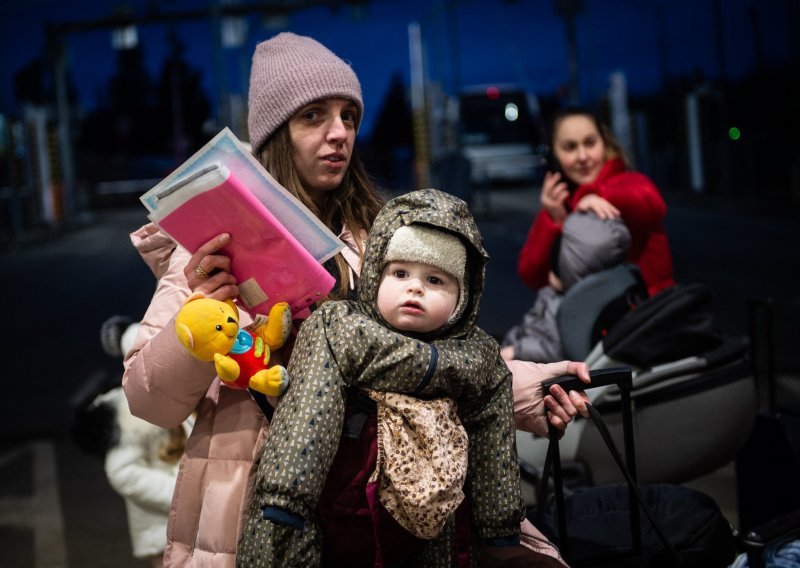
194, 265, 210, 279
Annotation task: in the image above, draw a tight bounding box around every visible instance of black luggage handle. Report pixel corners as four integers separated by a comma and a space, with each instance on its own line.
539, 368, 638, 560
538, 367, 683, 566
542, 367, 636, 486
541, 367, 637, 488
542, 366, 633, 395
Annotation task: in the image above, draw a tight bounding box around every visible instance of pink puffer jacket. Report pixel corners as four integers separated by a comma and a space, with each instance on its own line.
123, 223, 270, 567
122, 222, 569, 567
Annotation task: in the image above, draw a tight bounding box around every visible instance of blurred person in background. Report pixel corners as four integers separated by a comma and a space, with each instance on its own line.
73, 316, 192, 568
518, 107, 674, 298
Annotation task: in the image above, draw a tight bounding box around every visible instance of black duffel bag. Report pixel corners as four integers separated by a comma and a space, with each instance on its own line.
536, 483, 736, 567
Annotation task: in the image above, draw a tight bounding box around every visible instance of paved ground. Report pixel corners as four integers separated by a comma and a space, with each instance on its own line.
1, 184, 798, 566
1, 204, 163, 567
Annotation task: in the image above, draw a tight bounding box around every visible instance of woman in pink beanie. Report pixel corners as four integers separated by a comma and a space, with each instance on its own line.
122, 32, 589, 567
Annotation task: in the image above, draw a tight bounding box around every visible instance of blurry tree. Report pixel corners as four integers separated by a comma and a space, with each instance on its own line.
77, 29, 211, 182
14, 57, 51, 106
79, 44, 154, 156
108, 45, 155, 154
153, 28, 212, 160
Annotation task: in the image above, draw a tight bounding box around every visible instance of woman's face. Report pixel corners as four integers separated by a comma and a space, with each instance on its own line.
552, 115, 607, 187
288, 97, 358, 202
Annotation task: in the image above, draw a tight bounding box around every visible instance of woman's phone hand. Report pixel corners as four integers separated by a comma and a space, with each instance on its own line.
184, 233, 239, 300
540, 171, 569, 223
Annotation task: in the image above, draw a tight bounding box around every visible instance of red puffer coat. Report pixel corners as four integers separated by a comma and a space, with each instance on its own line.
518, 158, 675, 297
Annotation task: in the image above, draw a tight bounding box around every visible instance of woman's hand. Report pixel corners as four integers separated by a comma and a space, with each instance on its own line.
543, 361, 590, 433
183, 233, 239, 301
540, 171, 570, 223
575, 193, 620, 219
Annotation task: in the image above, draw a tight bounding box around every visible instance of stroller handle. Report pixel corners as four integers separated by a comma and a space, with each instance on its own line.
542, 366, 632, 396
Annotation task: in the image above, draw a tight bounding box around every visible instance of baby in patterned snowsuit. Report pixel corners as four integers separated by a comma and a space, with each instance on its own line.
238, 189, 524, 566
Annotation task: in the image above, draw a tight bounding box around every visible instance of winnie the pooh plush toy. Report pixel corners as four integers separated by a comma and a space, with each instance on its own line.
175, 293, 291, 396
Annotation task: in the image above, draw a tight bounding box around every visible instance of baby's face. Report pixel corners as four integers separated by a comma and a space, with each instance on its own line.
377, 261, 459, 334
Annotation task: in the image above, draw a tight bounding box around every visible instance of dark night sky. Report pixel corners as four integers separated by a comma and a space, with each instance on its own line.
1, 0, 796, 138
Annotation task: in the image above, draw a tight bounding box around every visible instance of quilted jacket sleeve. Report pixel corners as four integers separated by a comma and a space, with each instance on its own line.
130, 222, 178, 280
250, 309, 348, 519
122, 227, 216, 429
501, 287, 565, 364
322, 306, 501, 401
459, 361, 524, 541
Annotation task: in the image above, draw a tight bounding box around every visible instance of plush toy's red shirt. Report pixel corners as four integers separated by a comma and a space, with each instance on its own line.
226, 329, 270, 389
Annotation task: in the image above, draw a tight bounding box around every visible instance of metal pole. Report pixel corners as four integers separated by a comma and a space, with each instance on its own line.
408, 21, 430, 188
620, 377, 642, 556
686, 91, 705, 193
554, 0, 583, 104
211, 0, 229, 129
52, 31, 78, 221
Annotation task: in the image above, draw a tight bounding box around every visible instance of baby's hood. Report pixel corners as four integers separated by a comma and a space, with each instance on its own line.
356, 188, 488, 339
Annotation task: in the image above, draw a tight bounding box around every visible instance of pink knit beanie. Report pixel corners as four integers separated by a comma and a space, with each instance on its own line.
247, 32, 363, 153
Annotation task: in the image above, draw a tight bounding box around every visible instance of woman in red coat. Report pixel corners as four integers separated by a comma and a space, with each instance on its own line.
518, 108, 675, 297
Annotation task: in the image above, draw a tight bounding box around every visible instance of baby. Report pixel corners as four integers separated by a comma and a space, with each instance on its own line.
502, 211, 632, 362
238, 189, 524, 566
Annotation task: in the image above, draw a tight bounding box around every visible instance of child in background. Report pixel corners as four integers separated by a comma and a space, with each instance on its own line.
100, 315, 140, 360
73, 316, 193, 568
502, 211, 631, 362
92, 387, 191, 568
239, 189, 550, 566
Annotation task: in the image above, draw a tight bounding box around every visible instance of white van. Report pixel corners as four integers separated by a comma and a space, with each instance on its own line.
457, 84, 544, 185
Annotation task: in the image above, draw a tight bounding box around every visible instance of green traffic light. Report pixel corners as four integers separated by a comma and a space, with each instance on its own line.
728, 127, 741, 140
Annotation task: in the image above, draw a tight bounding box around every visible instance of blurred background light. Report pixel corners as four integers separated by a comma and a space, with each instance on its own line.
504, 102, 519, 121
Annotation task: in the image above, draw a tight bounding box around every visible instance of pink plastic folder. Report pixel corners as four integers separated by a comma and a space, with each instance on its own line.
154, 163, 336, 316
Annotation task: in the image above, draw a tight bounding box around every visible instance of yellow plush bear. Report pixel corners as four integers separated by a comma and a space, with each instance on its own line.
175, 293, 292, 396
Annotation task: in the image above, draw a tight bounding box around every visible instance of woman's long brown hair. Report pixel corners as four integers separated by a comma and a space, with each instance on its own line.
256, 123, 385, 300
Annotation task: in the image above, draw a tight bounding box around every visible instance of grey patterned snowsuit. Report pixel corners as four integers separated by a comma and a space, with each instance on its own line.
238, 189, 524, 566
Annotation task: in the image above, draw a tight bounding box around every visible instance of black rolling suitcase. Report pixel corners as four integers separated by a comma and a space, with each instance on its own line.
735, 298, 800, 533
530, 368, 737, 567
